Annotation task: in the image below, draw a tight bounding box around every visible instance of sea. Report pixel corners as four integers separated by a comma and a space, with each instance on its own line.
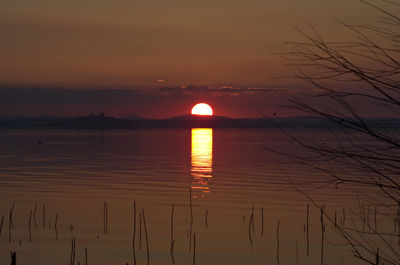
0, 128, 386, 265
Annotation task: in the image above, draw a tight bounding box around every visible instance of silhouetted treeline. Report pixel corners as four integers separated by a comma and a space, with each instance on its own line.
0, 113, 399, 129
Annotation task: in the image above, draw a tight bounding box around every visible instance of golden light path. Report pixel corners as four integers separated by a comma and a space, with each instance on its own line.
191, 128, 213, 198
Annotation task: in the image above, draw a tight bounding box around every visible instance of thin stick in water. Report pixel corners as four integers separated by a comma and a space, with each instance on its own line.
342, 208, 346, 227
55, 214, 58, 240
251, 206, 255, 233
28, 209, 32, 243
142, 208, 150, 265
139, 212, 142, 250
133, 201, 136, 265
375, 205, 377, 232
106, 202, 108, 233
10, 252, 16, 265
170, 203, 175, 264
334, 210, 337, 227
85, 247, 88, 265
248, 206, 254, 245
376, 247, 379, 265
189, 187, 193, 252
103, 202, 108, 234
261, 207, 264, 237
9, 209, 12, 243
276, 220, 280, 265
33, 202, 37, 229
0, 216, 3, 235
193, 233, 196, 265
42, 204, 46, 230
10, 202, 15, 230
306, 204, 309, 256
320, 205, 325, 265
205, 209, 208, 230
70, 237, 76, 265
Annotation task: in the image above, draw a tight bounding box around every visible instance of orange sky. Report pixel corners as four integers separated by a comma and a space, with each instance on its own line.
0, 0, 392, 117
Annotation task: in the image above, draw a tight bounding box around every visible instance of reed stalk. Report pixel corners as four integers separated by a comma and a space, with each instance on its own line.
189, 187, 193, 252
320, 205, 325, 265
261, 207, 264, 237
10, 252, 16, 265
70, 237, 76, 265
142, 208, 150, 265
55, 214, 58, 240
139, 212, 142, 250
10, 202, 15, 230
276, 220, 280, 265
28, 209, 32, 243
306, 204, 309, 256
205, 209, 208, 230
133, 201, 137, 265
33, 202, 37, 229
43, 204, 46, 230
9, 209, 12, 243
193, 233, 196, 265
170, 203, 175, 264
0, 216, 3, 235
248, 206, 254, 245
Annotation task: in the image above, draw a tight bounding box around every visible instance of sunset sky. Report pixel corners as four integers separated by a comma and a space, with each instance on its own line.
0, 0, 386, 118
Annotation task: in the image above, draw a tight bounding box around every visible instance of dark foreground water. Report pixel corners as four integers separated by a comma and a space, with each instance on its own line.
0, 128, 382, 264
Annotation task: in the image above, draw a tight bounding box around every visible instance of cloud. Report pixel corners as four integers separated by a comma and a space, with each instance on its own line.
150, 85, 288, 97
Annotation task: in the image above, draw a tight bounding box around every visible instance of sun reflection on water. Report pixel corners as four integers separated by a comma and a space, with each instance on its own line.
191, 128, 213, 198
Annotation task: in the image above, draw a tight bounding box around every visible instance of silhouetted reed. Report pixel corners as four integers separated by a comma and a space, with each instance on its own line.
0, 216, 3, 235
170, 203, 175, 264
103, 202, 108, 234
85, 247, 88, 265
133, 201, 137, 265
139, 212, 142, 250
33, 202, 37, 229
320, 205, 325, 265
142, 208, 150, 265
10, 252, 16, 265
55, 214, 58, 240
276, 220, 280, 265
70, 237, 76, 265
375, 206, 377, 232
248, 206, 254, 245
28, 209, 32, 243
189, 187, 193, 252
342, 208, 345, 227
10, 202, 15, 230
306, 203, 309, 256
9, 208, 12, 243
205, 209, 208, 230
261, 207, 264, 237
42, 204, 45, 230
193, 233, 196, 265
376, 248, 380, 265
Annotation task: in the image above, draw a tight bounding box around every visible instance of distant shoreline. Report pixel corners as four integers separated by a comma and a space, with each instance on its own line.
0, 114, 399, 129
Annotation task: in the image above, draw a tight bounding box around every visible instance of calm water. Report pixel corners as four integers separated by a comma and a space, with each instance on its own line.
0, 128, 379, 264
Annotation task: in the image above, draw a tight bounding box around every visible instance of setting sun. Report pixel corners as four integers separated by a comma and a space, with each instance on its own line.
191, 103, 213, 116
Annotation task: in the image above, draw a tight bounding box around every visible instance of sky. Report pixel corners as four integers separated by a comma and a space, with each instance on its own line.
0, 0, 392, 118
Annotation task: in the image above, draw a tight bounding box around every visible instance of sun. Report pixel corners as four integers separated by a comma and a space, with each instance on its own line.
191, 103, 213, 116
